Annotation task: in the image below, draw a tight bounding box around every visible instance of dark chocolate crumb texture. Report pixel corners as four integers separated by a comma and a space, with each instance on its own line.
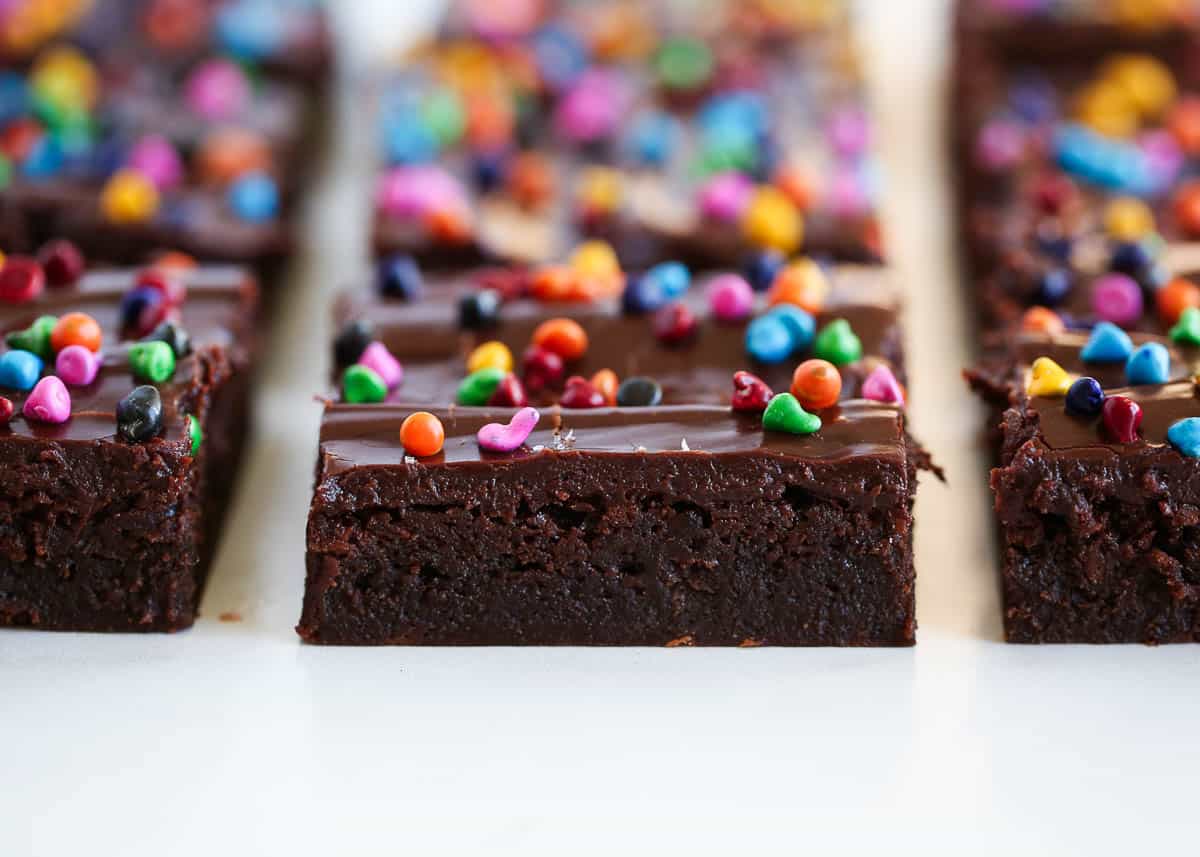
301, 248, 924, 646
0, 240, 256, 632
370, 0, 883, 271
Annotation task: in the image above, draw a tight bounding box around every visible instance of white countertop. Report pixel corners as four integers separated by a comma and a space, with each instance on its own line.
4, 1, 1199, 854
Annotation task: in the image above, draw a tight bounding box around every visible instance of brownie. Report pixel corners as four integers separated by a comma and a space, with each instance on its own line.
951, 1, 1200, 323
0, 5, 326, 277
993, 378, 1200, 643
0, 255, 257, 632
369, 0, 883, 270
301, 250, 925, 646
300, 402, 919, 646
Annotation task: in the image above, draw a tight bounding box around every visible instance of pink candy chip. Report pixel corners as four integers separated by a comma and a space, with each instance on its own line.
23, 376, 71, 424
698, 172, 753, 222
554, 69, 629, 144
707, 273, 754, 322
375, 165, 468, 221
1091, 273, 1144, 326
185, 59, 251, 121
127, 134, 183, 191
358, 341, 404, 390
861, 364, 905, 406
477, 406, 540, 453
55, 345, 101, 386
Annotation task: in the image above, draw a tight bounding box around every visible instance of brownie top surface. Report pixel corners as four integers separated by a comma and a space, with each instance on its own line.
0, 262, 252, 443
1030, 378, 1200, 452
318, 400, 905, 471
337, 262, 902, 408
371, 0, 881, 268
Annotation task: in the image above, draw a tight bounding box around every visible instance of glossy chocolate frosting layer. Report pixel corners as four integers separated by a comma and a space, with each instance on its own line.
318, 400, 905, 472
0, 266, 254, 442
339, 265, 903, 406
1031, 380, 1200, 452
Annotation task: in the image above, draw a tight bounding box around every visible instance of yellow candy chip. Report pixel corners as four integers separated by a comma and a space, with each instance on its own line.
1027, 357, 1073, 398
742, 186, 803, 254
1074, 80, 1139, 138
1104, 197, 1155, 241
31, 46, 98, 112
101, 169, 159, 224
466, 340, 513, 374
1104, 54, 1177, 120
569, 239, 622, 280
575, 167, 624, 216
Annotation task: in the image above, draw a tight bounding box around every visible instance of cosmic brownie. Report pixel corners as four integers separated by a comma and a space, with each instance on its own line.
988, 364, 1200, 643
0, 243, 256, 632
370, 0, 882, 271
331, 251, 906, 411
301, 249, 922, 646
952, 13, 1200, 311
300, 402, 920, 646
0, 6, 323, 274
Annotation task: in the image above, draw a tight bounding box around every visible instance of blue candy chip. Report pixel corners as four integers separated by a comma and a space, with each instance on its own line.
0, 350, 44, 391
532, 25, 588, 91
1125, 341, 1171, 386
0, 71, 29, 125
766, 305, 816, 352
1168, 418, 1200, 458
623, 111, 678, 167
228, 171, 279, 223
745, 314, 794, 364
1081, 322, 1134, 363
647, 261, 690, 300
21, 135, 63, 180
622, 274, 667, 315
215, 0, 285, 61
381, 113, 438, 165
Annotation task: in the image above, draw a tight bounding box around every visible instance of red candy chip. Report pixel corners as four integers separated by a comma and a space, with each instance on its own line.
0, 396, 12, 424
37, 240, 86, 288
137, 268, 187, 306
474, 267, 529, 302
731, 370, 773, 413
653, 301, 698, 345
0, 257, 46, 304
559, 375, 605, 409
1031, 172, 1077, 216
487, 373, 528, 408
1102, 395, 1143, 443
521, 345, 564, 394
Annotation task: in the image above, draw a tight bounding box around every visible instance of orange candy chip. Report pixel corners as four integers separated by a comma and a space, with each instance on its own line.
767, 259, 829, 315
50, 312, 102, 353
790, 359, 842, 410
591, 369, 618, 405
532, 317, 588, 360
197, 128, 272, 185
507, 152, 555, 209
1157, 277, 1200, 324
1173, 180, 1200, 237
1019, 306, 1066, 335
400, 412, 445, 458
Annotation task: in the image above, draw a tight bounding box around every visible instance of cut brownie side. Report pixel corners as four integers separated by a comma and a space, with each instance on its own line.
0, 259, 257, 632
993, 380, 1200, 643
301, 403, 917, 646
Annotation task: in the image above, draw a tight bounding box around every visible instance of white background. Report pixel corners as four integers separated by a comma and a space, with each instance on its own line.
5, 1, 1200, 854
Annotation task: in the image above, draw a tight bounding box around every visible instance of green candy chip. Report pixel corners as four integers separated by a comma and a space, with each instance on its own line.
342, 364, 388, 404
187, 414, 203, 456
6, 315, 58, 360
128, 340, 177, 383
456, 367, 506, 406
812, 319, 863, 366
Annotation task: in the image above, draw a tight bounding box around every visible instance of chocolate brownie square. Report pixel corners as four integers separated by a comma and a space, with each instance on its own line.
0, 249, 256, 631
